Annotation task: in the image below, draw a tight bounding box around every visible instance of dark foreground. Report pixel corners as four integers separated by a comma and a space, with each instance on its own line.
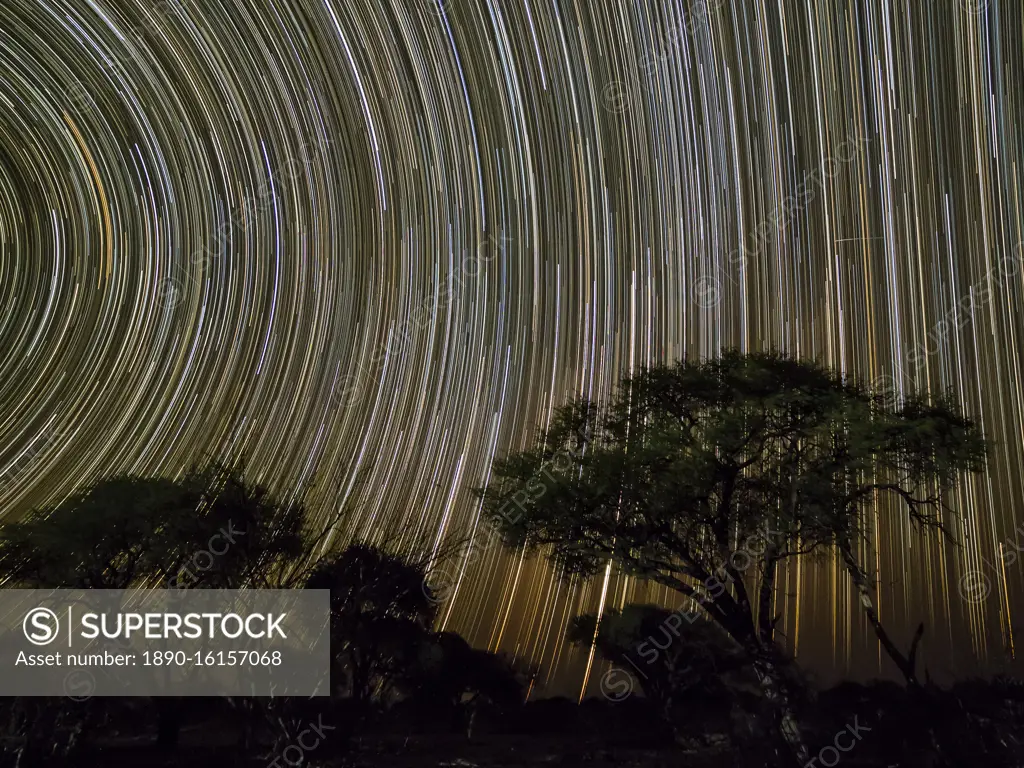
15, 732, 1021, 768
6, 678, 1023, 768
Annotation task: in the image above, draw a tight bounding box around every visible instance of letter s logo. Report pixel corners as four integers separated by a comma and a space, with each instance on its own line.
23, 607, 59, 646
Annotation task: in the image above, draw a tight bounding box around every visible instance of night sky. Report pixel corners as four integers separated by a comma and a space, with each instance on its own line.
1, 0, 1022, 696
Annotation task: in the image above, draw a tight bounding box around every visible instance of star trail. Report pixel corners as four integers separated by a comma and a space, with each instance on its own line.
1, 0, 1022, 695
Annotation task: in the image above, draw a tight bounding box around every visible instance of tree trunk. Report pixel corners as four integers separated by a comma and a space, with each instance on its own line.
657, 689, 680, 746
839, 543, 923, 686
751, 652, 809, 768
757, 550, 780, 644
689, 572, 808, 767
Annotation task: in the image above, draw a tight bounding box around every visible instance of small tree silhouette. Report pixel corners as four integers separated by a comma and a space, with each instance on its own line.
405, 631, 525, 737
568, 604, 750, 736
305, 543, 436, 707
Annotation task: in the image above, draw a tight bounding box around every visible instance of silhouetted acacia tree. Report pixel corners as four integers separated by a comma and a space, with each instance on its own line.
479, 350, 986, 767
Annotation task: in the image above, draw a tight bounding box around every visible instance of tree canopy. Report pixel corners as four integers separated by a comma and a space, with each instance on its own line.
479, 350, 987, 764
0, 463, 308, 591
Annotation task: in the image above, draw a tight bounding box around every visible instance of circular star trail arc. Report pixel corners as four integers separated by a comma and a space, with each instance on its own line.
1, 0, 1022, 693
